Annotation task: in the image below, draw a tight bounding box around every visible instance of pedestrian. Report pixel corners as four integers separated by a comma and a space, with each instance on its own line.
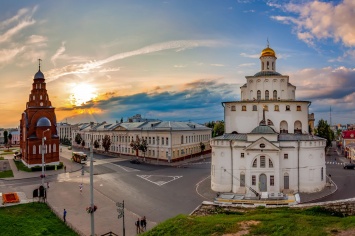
63, 209, 67, 223
143, 216, 147, 231
47, 182, 50, 189
140, 218, 144, 232
79, 183, 83, 193
64, 165, 66, 173
135, 218, 141, 234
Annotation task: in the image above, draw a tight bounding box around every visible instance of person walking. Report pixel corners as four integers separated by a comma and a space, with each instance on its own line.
79, 183, 83, 194
142, 216, 147, 231
140, 218, 145, 232
135, 218, 141, 234
63, 209, 67, 223
64, 165, 66, 173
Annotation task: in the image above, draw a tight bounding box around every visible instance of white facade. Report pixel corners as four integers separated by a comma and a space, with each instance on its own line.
72, 121, 211, 162
57, 123, 72, 141
211, 45, 326, 195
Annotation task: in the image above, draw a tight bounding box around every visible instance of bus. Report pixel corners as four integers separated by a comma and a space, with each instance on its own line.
72, 152, 87, 164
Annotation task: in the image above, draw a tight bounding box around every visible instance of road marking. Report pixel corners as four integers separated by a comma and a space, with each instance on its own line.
137, 175, 182, 186
113, 163, 140, 172
195, 175, 211, 200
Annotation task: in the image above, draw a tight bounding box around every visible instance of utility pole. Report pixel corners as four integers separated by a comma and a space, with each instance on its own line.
90, 136, 95, 236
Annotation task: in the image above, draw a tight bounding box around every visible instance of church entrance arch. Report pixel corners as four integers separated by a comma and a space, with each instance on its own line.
259, 174, 267, 192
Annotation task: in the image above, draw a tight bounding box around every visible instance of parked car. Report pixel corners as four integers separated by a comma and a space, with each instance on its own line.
343, 163, 355, 169
130, 159, 141, 164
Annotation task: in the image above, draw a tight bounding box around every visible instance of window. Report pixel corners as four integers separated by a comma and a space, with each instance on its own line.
231, 105, 236, 111
264, 105, 268, 111
252, 159, 257, 167
270, 175, 275, 186
259, 143, 265, 148
260, 156, 266, 168
242, 105, 246, 111
265, 90, 269, 100
241, 153, 244, 158
269, 159, 273, 168
240, 173, 245, 187
274, 105, 279, 111
286, 105, 290, 111
149, 137, 151, 144
273, 90, 277, 100
253, 105, 257, 111
284, 153, 288, 159
153, 137, 155, 145
166, 137, 168, 145
321, 167, 324, 181
33, 145, 36, 154
257, 90, 261, 100
267, 61, 269, 69
252, 175, 256, 185
53, 144, 56, 152
297, 105, 301, 111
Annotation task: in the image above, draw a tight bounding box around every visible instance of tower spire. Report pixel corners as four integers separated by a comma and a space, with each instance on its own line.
267, 38, 269, 48
38, 58, 42, 71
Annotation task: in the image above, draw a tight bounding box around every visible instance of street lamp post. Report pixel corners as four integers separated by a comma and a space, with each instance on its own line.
42, 129, 50, 186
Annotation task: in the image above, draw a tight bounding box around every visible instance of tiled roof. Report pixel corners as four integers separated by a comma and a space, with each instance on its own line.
213, 133, 247, 141
253, 71, 282, 77
278, 133, 325, 141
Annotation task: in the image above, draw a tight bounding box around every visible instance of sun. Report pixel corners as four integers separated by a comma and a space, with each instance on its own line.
69, 83, 98, 106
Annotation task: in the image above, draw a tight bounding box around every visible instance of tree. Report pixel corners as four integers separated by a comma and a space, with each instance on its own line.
139, 138, 148, 160
213, 121, 225, 137
75, 133, 82, 145
94, 140, 100, 149
102, 135, 111, 152
81, 139, 85, 148
315, 119, 334, 148
3, 130, 8, 145
200, 142, 206, 153
8, 133, 12, 147
130, 136, 141, 158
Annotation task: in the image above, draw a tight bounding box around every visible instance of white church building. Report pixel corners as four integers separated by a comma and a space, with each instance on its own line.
210, 45, 326, 196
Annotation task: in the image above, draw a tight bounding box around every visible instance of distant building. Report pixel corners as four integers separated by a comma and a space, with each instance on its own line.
72, 121, 211, 162
19, 63, 60, 167
211, 44, 326, 195
10, 130, 20, 145
127, 114, 160, 123
57, 122, 72, 143
341, 130, 355, 157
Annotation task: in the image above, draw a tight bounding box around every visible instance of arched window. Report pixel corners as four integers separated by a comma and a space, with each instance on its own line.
264, 105, 268, 111
280, 121, 288, 133
265, 90, 269, 100
242, 105, 246, 111
253, 105, 257, 111
181, 135, 184, 144
294, 120, 302, 134
231, 105, 236, 111
40, 95, 42, 100
250, 90, 253, 100
286, 105, 290, 111
262, 62, 264, 70
53, 144, 56, 153
269, 158, 273, 168
33, 145, 36, 154
257, 90, 261, 100
252, 159, 257, 167
297, 105, 301, 111
49, 144, 51, 153
273, 90, 277, 100
274, 105, 279, 111
267, 61, 269, 69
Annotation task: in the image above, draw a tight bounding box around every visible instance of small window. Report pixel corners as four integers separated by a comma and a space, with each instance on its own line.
252, 105, 257, 111
242, 105, 247, 111
286, 105, 290, 111
274, 105, 279, 111
270, 175, 275, 186
264, 105, 268, 111
252, 175, 256, 185
252, 159, 257, 167
231, 105, 236, 111
259, 143, 265, 148
284, 153, 288, 159
260, 156, 266, 168
269, 159, 273, 168
297, 105, 301, 111
241, 153, 245, 158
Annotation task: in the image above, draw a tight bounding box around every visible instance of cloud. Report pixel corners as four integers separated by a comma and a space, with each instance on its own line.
26, 35, 47, 44
0, 47, 25, 66
271, 0, 355, 47
46, 40, 224, 81
210, 64, 225, 67
240, 52, 259, 58
51, 41, 66, 66
174, 64, 186, 68
57, 79, 236, 123
238, 63, 255, 67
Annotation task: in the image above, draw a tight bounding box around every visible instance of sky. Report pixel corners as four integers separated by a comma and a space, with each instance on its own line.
0, 0, 354, 128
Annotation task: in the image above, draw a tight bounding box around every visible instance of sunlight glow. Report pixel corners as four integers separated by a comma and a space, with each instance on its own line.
69, 83, 98, 106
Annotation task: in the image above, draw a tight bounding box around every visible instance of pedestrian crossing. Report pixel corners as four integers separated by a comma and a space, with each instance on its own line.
326, 161, 345, 166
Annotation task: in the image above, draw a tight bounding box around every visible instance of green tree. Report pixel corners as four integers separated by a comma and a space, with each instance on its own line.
3, 130, 8, 145
75, 133, 82, 145
213, 121, 225, 137
81, 139, 85, 148
130, 135, 141, 158
200, 142, 206, 153
8, 133, 12, 146
315, 119, 334, 148
139, 138, 148, 160
102, 135, 111, 152
94, 140, 100, 149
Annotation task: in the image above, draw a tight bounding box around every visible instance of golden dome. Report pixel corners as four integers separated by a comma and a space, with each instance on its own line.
261, 47, 276, 57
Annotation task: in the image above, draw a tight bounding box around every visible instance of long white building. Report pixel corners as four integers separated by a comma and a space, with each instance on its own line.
72, 121, 211, 162
210, 45, 326, 195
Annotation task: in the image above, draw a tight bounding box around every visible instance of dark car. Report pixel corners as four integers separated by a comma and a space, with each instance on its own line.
343, 163, 355, 169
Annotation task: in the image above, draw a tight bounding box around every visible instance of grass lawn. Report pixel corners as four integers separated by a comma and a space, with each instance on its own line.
0, 170, 14, 178
13, 160, 32, 172
143, 207, 355, 236
0, 202, 78, 236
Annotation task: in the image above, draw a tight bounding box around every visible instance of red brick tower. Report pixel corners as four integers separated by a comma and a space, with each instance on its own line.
20, 61, 60, 167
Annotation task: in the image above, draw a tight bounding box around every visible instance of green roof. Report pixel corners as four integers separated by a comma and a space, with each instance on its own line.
250, 125, 277, 134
